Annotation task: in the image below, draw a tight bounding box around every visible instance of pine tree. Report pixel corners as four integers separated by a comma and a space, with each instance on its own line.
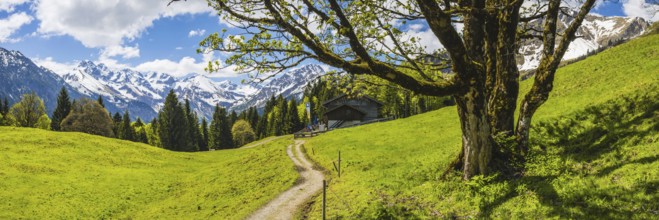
209, 105, 222, 149
1, 97, 9, 116
219, 107, 234, 149
184, 99, 200, 151
209, 105, 234, 149
0, 96, 9, 126
256, 114, 267, 139
120, 111, 136, 141
51, 87, 72, 131
112, 112, 122, 138
199, 118, 209, 151
229, 110, 238, 128
287, 99, 302, 133
133, 118, 149, 144
158, 90, 193, 151
97, 96, 105, 108
248, 107, 259, 131
276, 95, 288, 135
147, 118, 161, 147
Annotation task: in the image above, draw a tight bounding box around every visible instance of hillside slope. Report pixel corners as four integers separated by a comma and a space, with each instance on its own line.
303, 30, 659, 218
0, 129, 297, 219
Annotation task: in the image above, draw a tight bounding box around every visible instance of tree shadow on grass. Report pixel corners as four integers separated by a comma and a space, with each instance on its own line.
532, 91, 658, 163
480, 91, 659, 219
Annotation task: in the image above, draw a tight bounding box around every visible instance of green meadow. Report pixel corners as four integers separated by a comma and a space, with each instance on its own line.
0, 130, 297, 219
302, 31, 659, 218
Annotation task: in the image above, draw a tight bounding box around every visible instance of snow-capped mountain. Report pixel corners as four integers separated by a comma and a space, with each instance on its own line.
0, 48, 86, 114
55, 61, 265, 120
0, 47, 324, 120
230, 64, 326, 112
517, 13, 651, 71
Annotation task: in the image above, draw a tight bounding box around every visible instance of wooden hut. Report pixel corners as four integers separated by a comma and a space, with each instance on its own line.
322, 94, 383, 129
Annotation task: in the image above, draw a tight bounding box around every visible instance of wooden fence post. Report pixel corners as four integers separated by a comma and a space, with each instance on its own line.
323, 180, 326, 220
338, 150, 341, 178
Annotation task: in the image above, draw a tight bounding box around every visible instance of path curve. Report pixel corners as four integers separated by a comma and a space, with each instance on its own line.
241, 136, 287, 149
247, 140, 324, 220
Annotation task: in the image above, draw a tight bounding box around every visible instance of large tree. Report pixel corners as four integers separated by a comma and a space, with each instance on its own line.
9, 92, 49, 128
232, 119, 256, 147
61, 98, 114, 137
194, 0, 597, 179
51, 87, 72, 131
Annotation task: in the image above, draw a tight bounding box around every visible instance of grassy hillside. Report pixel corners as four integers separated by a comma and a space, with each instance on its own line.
0, 129, 297, 219
302, 32, 659, 218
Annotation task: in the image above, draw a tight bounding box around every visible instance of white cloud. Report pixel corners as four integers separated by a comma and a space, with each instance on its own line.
175, 46, 183, 50
135, 51, 240, 78
32, 56, 76, 76
0, 12, 33, 43
623, 0, 659, 22
34, 0, 213, 48
0, 0, 30, 12
96, 56, 131, 70
100, 45, 140, 59
188, 29, 206, 37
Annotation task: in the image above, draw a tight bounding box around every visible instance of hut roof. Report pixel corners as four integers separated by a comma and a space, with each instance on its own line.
321, 94, 384, 108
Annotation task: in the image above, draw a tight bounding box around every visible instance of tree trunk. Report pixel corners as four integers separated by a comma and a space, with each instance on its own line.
516, 64, 556, 154
454, 86, 493, 180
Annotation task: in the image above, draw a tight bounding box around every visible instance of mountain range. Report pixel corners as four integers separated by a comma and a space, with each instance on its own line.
0, 48, 326, 120
0, 13, 652, 121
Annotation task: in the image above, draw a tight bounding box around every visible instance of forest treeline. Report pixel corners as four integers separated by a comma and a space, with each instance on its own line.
0, 76, 453, 151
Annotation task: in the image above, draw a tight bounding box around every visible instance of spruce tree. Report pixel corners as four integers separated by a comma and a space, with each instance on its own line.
209, 105, 234, 149
133, 118, 149, 144
199, 118, 209, 151
209, 105, 222, 149
158, 90, 193, 151
97, 96, 105, 108
184, 99, 200, 151
51, 87, 72, 131
120, 111, 136, 141
0, 96, 9, 126
112, 112, 122, 138
1, 97, 9, 116
256, 114, 267, 139
287, 99, 302, 133
276, 95, 288, 135
249, 107, 259, 131
229, 110, 238, 128
219, 107, 234, 149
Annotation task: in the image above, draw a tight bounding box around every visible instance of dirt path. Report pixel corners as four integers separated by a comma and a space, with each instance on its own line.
247, 140, 324, 220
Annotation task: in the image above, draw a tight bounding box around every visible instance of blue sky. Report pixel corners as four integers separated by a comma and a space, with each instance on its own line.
0, 0, 656, 81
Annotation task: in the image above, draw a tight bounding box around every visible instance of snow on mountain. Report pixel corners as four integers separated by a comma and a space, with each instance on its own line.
0, 48, 86, 114
230, 64, 326, 112
517, 13, 651, 71
47, 59, 323, 120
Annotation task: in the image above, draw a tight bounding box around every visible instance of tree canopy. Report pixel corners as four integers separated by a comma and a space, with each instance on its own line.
9, 92, 49, 128
61, 98, 114, 137
196, 0, 597, 179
